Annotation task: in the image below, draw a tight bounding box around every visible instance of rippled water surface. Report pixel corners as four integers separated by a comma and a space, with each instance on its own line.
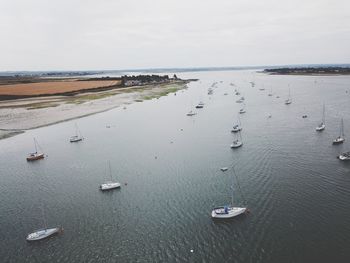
1, 70, 350, 262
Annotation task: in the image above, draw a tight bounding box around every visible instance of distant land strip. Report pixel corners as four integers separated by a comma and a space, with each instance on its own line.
264, 67, 350, 75
0, 74, 192, 100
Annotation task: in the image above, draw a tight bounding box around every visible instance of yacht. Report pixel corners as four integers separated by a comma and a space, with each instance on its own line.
285, 89, 292, 105
26, 138, 45, 161
27, 227, 62, 241
212, 167, 247, 219
333, 118, 345, 144
100, 161, 121, 191
70, 123, 84, 143
231, 115, 242, 132
316, 103, 326, 131
231, 132, 243, 148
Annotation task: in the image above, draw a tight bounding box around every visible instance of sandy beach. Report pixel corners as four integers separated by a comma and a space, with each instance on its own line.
0, 80, 188, 139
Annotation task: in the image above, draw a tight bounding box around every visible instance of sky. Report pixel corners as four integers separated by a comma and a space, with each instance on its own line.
0, 0, 349, 71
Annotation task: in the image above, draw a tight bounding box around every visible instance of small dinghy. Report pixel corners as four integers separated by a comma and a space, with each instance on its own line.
333, 118, 345, 144
316, 103, 326, 131
100, 161, 121, 191
338, 152, 350, 161
26, 138, 45, 161
26, 227, 62, 241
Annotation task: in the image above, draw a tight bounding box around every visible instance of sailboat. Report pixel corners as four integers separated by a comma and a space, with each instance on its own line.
239, 103, 246, 114
230, 131, 243, 148
26, 204, 62, 241
333, 118, 345, 144
70, 123, 84, 142
231, 115, 242, 132
268, 88, 273, 96
211, 167, 247, 219
100, 161, 121, 191
316, 103, 326, 131
285, 89, 292, 105
26, 138, 45, 161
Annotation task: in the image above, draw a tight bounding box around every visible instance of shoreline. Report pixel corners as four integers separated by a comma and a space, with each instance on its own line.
0, 80, 191, 140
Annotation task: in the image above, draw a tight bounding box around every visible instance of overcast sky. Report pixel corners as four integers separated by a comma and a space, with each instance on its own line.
1, 0, 349, 71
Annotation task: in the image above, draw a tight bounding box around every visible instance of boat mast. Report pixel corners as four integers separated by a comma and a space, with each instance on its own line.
34, 138, 38, 153
108, 161, 113, 181
341, 118, 344, 137
322, 103, 325, 124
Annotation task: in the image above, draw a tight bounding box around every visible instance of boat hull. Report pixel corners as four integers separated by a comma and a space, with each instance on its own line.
333, 138, 345, 144
26, 227, 61, 241
26, 153, 44, 161
339, 154, 350, 161
70, 137, 83, 143
100, 182, 121, 191
211, 207, 246, 219
231, 142, 243, 148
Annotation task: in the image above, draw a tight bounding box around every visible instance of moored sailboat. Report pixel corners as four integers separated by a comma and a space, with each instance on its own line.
26, 204, 62, 241
26, 138, 45, 161
70, 123, 84, 142
212, 166, 247, 219
231, 132, 243, 148
316, 103, 326, 131
285, 89, 292, 105
100, 161, 121, 191
231, 115, 242, 133
333, 118, 345, 144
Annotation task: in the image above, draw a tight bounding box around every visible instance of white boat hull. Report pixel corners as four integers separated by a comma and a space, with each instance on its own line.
316, 124, 325, 131
211, 207, 246, 219
231, 142, 243, 148
333, 137, 345, 144
339, 153, 350, 161
26, 227, 61, 241
100, 182, 121, 191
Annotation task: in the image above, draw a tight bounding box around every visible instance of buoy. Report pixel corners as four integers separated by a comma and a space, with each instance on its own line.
190, 249, 194, 253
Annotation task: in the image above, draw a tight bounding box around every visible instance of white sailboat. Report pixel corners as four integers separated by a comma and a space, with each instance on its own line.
26, 204, 62, 241
316, 103, 326, 131
100, 161, 121, 191
70, 123, 84, 143
230, 132, 243, 148
231, 115, 242, 133
333, 118, 345, 144
26, 138, 45, 161
212, 167, 247, 219
285, 89, 292, 105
